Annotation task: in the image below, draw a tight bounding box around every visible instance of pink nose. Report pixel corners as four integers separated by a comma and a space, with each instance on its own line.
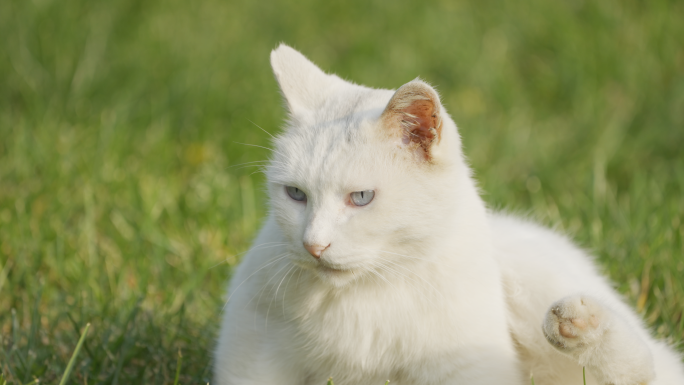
304, 243, 329, 259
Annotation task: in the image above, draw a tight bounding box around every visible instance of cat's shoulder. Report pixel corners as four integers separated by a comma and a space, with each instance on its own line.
487, 212, 599, 276
488, 212, 568, 245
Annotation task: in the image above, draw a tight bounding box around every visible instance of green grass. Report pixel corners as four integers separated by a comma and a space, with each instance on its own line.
58, 323, 89, 385
1, 0, 683, 383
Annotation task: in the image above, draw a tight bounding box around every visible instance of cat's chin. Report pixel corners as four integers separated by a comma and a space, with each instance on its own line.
289, 259, 360, 287
313, 264, 359, 287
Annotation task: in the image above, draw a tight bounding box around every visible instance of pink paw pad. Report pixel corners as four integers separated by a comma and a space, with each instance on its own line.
543, 296, 605, 351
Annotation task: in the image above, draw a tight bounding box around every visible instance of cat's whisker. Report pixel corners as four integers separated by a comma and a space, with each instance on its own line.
373, 248, 430, 261
366, 265, 400, 294
374, 258, 441, 305
273, 264, 296, 308
213, 242, 290, 270
254, 260, 293, 330
233, 141, 288, 159
229, 256, 289, 314
357, 247, 445, 297
364, 269, 383, 289
373, 268, 402, 296
372, 259, 434, 305
228, 160, 272, 168
223, 253, 290, 309
232, 164, 270, 172
233, 141, 275, 152
282, 265, 299, 316
229, 161, 289, 173
295, 265, 305, 286
252, 259, 291, 307
265, 161, 288, 168
350, 268, 360, 285
266, 264, 296, 327
375, 257, 446, 302
247, 119, 277, 140
373, 259, 416, 285
237, 241, 291, 254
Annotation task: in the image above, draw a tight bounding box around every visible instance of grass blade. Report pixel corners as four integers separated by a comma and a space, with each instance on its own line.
583, 367, 586, 385
58, 322, 90, 385
111, 299, 142, 385
174, 349, 183, 385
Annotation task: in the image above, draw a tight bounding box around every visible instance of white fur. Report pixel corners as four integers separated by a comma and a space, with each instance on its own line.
214, 44, 684, 385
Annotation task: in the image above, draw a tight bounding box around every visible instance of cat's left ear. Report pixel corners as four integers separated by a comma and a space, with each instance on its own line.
381, 79, 443, 161
270, 44, 344, 117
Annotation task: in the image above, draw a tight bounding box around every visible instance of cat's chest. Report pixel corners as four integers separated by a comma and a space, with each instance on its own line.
258, 259, 512, 379
281, 280, 459, 373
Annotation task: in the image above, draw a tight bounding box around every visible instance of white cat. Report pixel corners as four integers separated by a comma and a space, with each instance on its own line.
214, 44, 684, 385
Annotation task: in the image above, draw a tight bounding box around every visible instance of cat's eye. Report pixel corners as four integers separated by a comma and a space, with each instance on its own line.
350, 190, 375, 206
286, 186, 307, 202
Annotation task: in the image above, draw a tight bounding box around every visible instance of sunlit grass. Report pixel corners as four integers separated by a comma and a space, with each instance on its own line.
1, 0, 683, 382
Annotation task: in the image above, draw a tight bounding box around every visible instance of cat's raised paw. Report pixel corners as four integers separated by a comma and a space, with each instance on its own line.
543, 295, 657, 385
542, 295, 607, 353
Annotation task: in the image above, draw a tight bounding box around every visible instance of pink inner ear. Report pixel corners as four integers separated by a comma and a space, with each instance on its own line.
390, 101, 442, 162
401, 99, 441, 153
382, 80, 444, 160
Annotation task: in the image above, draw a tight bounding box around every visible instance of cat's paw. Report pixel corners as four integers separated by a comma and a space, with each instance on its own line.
542, 295, 607, 354
542, 295, 656, 385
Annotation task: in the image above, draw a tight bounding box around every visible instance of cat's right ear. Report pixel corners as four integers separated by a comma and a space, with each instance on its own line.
270, 44, 342, 117
381, 79, 443, 161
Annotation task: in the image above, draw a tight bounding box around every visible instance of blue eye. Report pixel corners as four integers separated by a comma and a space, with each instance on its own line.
286, 186, 306, 201
350, 190, 375, 206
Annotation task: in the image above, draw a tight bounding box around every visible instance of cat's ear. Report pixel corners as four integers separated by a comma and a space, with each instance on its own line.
270, 44, 342, 117
381, 79, 443, 161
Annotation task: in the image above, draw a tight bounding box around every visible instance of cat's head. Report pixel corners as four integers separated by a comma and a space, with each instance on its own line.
265, 44, 473, 287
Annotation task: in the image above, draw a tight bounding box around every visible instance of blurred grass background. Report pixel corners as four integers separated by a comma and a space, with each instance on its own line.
1, 0, 683, 383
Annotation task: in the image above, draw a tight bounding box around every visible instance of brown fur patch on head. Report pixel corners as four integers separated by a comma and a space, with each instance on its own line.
382, 79, 443, 160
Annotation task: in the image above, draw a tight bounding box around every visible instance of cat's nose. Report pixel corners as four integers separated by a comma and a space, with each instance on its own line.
303, 242, 329, 259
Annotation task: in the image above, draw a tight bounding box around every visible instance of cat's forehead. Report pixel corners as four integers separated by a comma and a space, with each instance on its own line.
307, 86, 392, 126
269, 89, 396, 191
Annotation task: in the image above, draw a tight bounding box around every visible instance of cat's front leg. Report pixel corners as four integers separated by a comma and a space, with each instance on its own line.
543, 295, 655, 385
